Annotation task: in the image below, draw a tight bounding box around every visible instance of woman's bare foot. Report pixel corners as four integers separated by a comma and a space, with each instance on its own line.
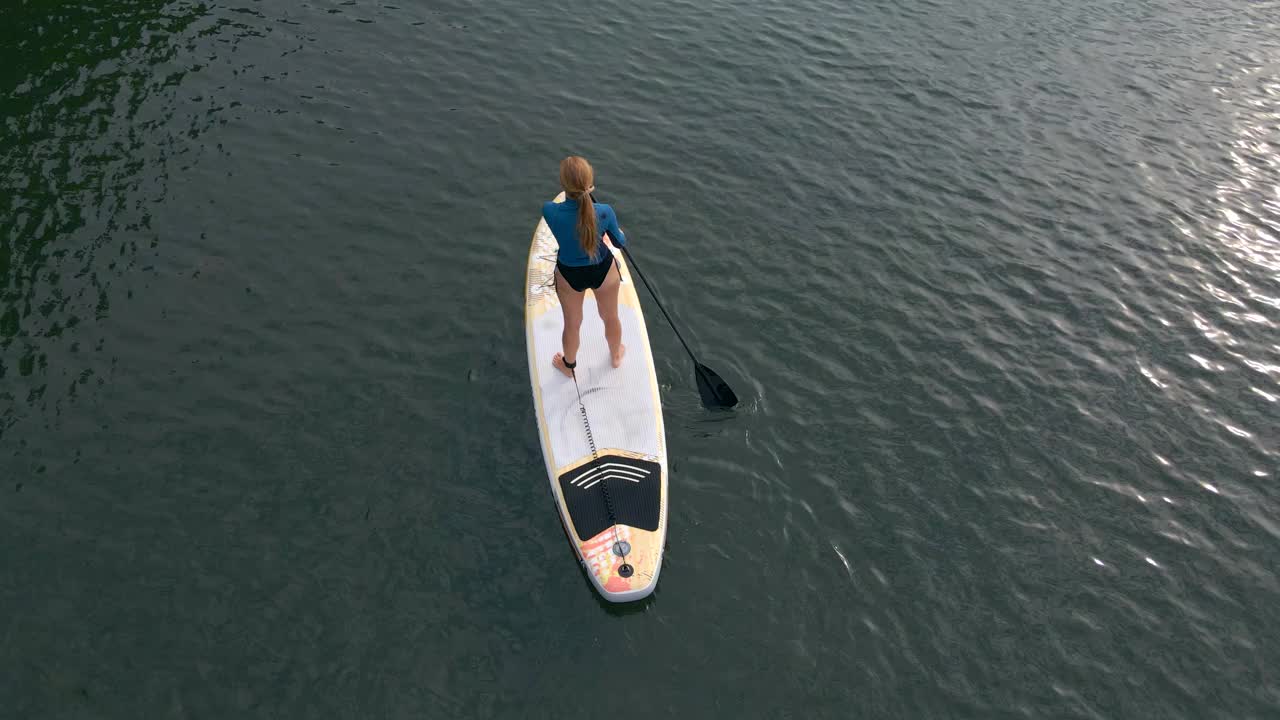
611, 343, 626, 369
552, 353, 575, 378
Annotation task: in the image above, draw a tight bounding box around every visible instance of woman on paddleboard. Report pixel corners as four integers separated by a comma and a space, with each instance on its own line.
542, 156, 628, 377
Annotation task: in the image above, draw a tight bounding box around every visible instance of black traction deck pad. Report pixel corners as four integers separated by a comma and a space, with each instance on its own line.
558, 454, 662, 540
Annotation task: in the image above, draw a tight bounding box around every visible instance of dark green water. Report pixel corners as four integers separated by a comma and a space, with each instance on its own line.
4, 0, 1279, 717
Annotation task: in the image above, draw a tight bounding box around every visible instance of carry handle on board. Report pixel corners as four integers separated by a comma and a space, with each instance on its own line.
591, 192, 739, 409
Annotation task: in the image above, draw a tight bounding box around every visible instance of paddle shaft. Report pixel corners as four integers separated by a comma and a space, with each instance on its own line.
617, 245, 698, 365
588, 191, 700, 364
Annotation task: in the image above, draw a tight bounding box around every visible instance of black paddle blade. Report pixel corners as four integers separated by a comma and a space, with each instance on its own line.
694, 362, 738, 408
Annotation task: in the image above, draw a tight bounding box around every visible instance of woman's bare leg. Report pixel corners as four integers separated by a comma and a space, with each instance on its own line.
592, 262, 626, 368
552, 269, 585, 378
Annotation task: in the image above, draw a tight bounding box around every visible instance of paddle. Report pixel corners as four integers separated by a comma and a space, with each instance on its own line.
588, 193, 739, 408
619, 244, 739, 408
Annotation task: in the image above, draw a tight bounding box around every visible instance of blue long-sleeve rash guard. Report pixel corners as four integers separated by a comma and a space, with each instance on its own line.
541, 198, 627, 266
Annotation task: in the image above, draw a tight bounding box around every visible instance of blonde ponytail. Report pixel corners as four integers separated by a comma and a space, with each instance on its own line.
577, 190, 599, 260
560, 156, 600, 260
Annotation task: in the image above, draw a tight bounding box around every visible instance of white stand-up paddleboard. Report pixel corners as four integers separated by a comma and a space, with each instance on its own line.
525, 192, 668, 602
